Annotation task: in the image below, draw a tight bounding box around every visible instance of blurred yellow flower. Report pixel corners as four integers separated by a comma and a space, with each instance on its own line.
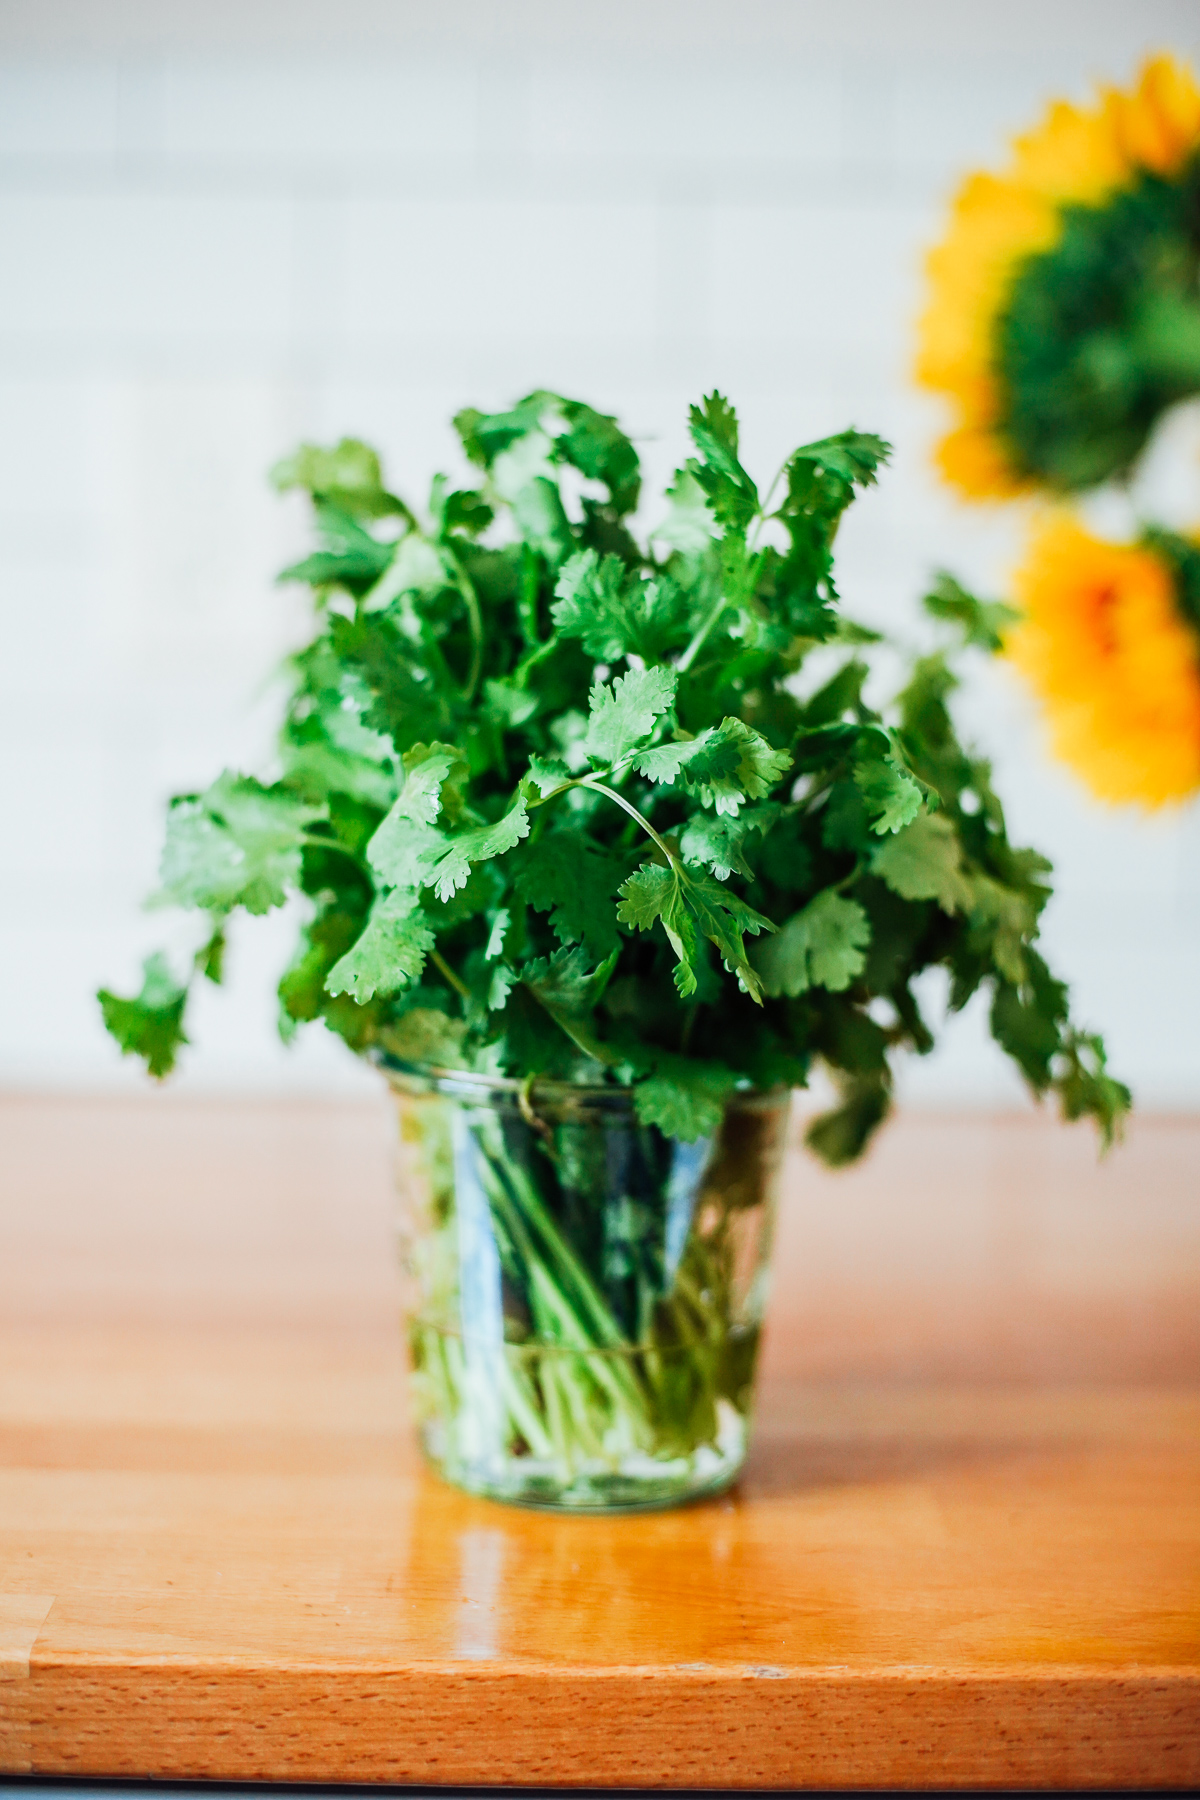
1006, 518, 1200, 805
917, 55, 1200, 499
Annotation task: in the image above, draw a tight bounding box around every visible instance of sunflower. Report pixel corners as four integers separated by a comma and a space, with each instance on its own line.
1006, 516, 1200, 804
918, 55, 1200, 499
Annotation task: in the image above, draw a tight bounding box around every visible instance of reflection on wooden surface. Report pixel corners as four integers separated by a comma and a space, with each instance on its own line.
1, 1095, 1198, 1787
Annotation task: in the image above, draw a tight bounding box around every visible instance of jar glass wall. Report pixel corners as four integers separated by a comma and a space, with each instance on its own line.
387, 1065, 789, 1513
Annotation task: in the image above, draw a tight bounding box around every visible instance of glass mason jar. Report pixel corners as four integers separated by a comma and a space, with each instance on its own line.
384, 1062, 790, 1513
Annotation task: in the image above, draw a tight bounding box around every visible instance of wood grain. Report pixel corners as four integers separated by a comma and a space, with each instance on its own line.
1, 1094, 1198, 1788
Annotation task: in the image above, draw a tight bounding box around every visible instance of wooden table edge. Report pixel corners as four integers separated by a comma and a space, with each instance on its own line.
11, 1657, 1200, 1790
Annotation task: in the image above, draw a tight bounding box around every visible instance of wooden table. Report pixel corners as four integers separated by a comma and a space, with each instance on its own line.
2, 1094, 1198, 1789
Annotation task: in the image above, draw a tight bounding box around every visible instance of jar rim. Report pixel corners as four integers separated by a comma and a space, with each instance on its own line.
373, 1049, 790, 1114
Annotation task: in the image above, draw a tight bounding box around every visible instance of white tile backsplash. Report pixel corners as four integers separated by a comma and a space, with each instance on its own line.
0, 192, 298, 342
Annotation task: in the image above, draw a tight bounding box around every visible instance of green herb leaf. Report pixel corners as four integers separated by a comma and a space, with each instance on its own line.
521, 943, 619, 1061
615, 863, 696, 992
633, 1053, 737, 1140
678, 717, 792, 812
853, 753, 925, 835
1054, 1030, 1132, 1150
871, 812, 972, 912
270, 438, 408, 521
617, 861, 774, 1002
510, 829, 622, 958
380, 1007, 468, 1069
97, 953, 189, 1079
678, 803, 781, 879
585, 665, 678, 764
423, 800, 531, 904
687, 392, 759, 531
805, 1073, 891, 1167
652, 466, 715, 555
324, 888, 435, 1001
751, 889, 870, 997
552, 550, 688, 663
278, 502, 396, 590
160, 773, 324, 916
367, 742, 468, 889
921, 571, 1019, 652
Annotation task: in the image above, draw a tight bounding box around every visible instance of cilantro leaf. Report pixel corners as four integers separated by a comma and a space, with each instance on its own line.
510, 829, 622, 958
281, 692, 398, 809
195, 922, 225, 985
456, 391, 641, 518
651, 466, 716, 555
683, 871, 776, 1002
616, 864, 695, 991
1054, 1030, 1131, 1150
771, 431, 891, 639
751, 889, 870, 997
585, 665, 678, 764
853, 753, 925, 835
324, 888, 435, 1001
617, 861, 774, 1001
968, 873, 1039, 986
429, 473, 494, 540
990, 950, 1068, 1089
278, 502, 396, 591
552, 550, 688, 663
520, 943, 619, 1062
631, 739, 697, 784
278, 896, 369, 1035
362, 532, 448, 612
871, 812, 972, 912
97, 953, 189, 1079
551, 550, 627, 658
687, 392, 758, 531
367, 742, 468, 889
805, 1073, 891, 1167
160, 773, 323, 916
633, 1053, 737, 1140
678, 717, 792, 813
527, 756, 573, 795
482, 678, 539, 729
422, 800, 531, 904
678, 803, 781, 879
380, 1007, 468, 1069
554, 395, 641, 515
270, 438, 408, 522
922, 571, 1019, 653
633, 720, 790, 814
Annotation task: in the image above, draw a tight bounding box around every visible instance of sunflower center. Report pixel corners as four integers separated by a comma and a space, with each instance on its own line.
995, 158, 1200, 491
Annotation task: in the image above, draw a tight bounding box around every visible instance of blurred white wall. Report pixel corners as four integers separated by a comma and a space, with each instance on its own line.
2, 0, 1199, 1105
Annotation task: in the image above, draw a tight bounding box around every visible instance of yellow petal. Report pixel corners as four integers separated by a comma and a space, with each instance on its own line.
935, 426, 1026, 501
1006, 517, 1200, 806
1108, 54, 1200, 175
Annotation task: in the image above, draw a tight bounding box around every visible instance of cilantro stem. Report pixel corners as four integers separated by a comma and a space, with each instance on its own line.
748, 453, 792, 550
676, 593, 730, 674
431, 948, 471, 1001
301, 832, 353, 856
526, 762, 682, 871
445, 551, 485, 702
579, 779, 680, 869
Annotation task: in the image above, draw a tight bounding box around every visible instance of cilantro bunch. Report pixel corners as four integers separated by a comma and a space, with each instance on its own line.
100, 391, 1129, 1161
